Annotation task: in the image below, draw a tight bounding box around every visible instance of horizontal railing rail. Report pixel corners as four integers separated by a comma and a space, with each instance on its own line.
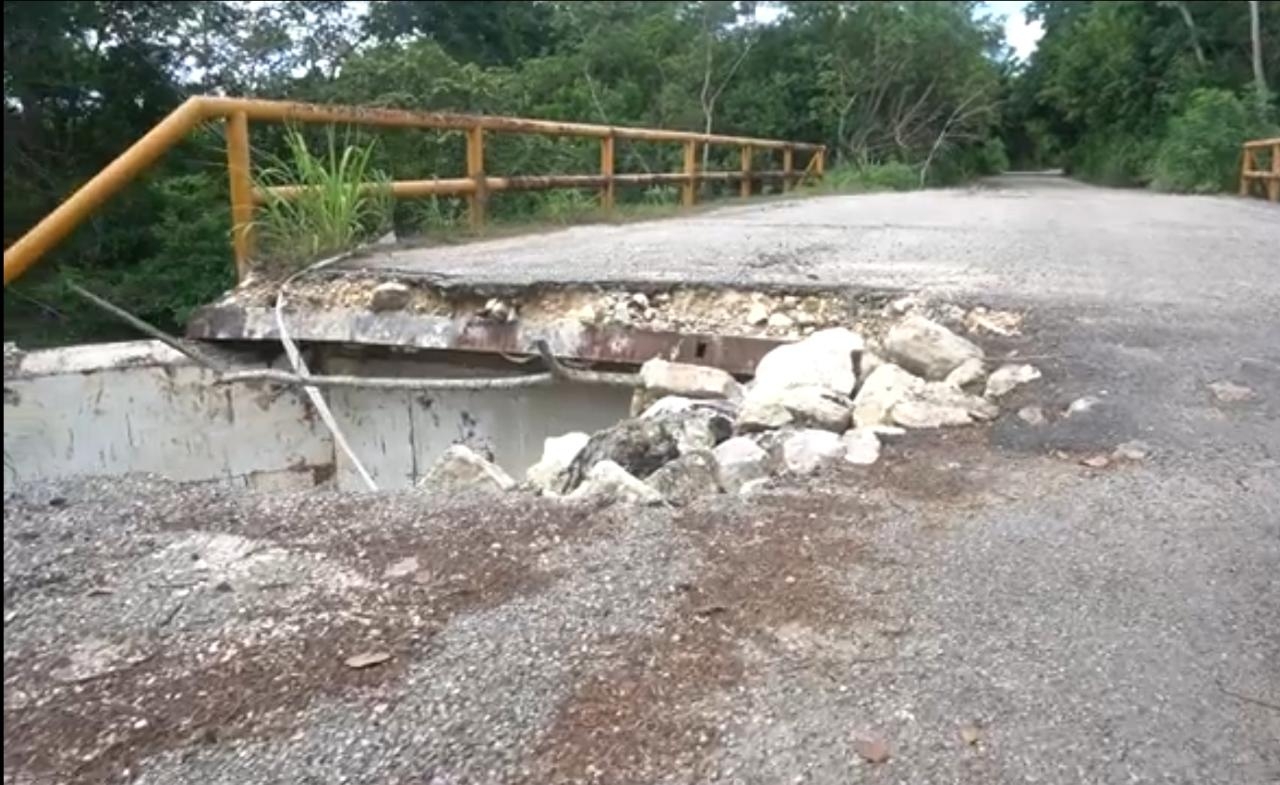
1239, 137, 1280, 202
2, 96, 825, 285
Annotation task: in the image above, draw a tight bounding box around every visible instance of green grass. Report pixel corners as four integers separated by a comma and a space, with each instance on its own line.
254, 128, 394, 272
804, 161, 922, 193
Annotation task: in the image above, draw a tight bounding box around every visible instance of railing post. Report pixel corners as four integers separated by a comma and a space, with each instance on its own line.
782, 146, 794, 192
1270, 142, 1280, 203
225, 111, 254, 280
682, 140, 699, 207
814, 147, 826, 180
1240, 146, 1253, 197
740, 145, 752, 198
600, 134, 616, 211
466, 125, 486, 230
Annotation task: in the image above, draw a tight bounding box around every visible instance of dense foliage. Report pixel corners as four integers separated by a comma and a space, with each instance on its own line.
3, 1, 1275, 346
1003, 1, 1278, 184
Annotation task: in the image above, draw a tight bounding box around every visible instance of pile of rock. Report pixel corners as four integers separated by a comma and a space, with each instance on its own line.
417, 314, 1040, 506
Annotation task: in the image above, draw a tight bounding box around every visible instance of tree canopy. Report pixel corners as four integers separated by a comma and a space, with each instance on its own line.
1004, 0, 1278, 183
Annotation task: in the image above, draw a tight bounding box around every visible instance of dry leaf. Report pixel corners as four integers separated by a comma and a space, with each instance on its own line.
1080, 454, 1110, 469
853, 734, 891, 764
959, 723, 982, 746
344, 651, 391, 670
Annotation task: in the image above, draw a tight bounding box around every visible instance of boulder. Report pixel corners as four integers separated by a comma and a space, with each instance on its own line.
889, 400, 978, 429
853, 362, 997, 429
525, 432, 590, 494
419, 445, 515, 493
853, 364, 925, 427
884, 314, 983, 380
639, 395, 737, 419
645, 450, 721, 505
567, 461, 664, 505
781, 429, 844, 474
752, 327, 864, 396
841, 428, 882, 465
945, 357, 987, 390
738, 383, 852, 433
891, 383, 998, 428
562, 411, 731, 492
369, 281, 411, 312
736, 393, 793, 431
984, 363, 1041, 399
858, 346, 886, 380
639, 358, 744, 402
713, 436, 770, 493
674, 410, 734, 453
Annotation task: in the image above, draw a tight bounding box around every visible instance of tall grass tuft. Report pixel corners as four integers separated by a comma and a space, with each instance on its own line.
254, 127, 393, 271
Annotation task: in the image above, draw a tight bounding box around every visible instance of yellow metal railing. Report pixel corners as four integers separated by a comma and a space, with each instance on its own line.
2, 96, 825, 286
1239, 137, 1280, 202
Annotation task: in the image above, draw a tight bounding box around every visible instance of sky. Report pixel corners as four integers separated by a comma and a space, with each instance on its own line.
985, 0, 1045, 61
751, 1, 1044, 62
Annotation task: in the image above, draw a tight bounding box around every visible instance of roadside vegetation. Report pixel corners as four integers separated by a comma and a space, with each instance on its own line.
254, 129, 393, 271
3, 1, 1276, 346
1002, 1, 1278, 187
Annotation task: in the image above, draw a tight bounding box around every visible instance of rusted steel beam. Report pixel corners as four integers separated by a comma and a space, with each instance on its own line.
187, 303, 788, 377
533, 340, 638, 388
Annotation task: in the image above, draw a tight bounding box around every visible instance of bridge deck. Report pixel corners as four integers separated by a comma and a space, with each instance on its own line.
328, 173, 1277, 304
190, 174, 1279, 370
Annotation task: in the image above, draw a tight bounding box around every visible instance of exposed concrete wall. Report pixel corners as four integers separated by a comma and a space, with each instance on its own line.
3, 341, 630, 491
3, 342, 329, 490
320, 354, 630, 489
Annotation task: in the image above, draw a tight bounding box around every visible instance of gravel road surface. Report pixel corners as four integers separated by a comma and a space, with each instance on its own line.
5, 176, 1278, 784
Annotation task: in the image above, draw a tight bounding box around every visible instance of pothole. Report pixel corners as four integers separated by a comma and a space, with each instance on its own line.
4, 278, 1091, 499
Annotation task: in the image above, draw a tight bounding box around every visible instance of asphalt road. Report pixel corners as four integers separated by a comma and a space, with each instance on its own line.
357, 175, 1280, 313
6, 176, 1278, 784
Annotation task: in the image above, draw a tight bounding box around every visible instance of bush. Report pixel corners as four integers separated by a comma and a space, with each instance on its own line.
821, 161, 920, 192
1149, 89, 1251, 193
118, 174, 236, 327
926, 138, 1010, 185
1068, 130, 1156, 187
3, 172, 234, 347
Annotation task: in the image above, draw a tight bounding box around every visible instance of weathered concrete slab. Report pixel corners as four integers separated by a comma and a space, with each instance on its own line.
3, 341, 329, 489
3, 341, 630, 491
